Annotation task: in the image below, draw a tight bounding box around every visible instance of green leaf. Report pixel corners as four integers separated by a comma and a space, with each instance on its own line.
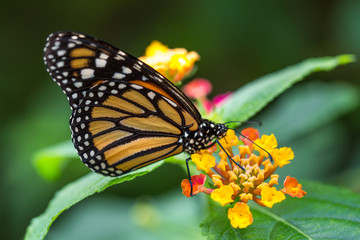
218, 54, 356, 122
32, 141, 78, 181
24, 161, 163, 240
258, 81, 360, 142
200, 181, 360, 239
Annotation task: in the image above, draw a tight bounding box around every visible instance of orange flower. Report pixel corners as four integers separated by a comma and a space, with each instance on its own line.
228, 203, 253, 228
281, 176, 307, 198
240, 127, 260, 146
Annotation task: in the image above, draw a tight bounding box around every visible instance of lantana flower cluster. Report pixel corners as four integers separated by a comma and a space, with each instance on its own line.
139, 40, 306, 229
181, 128, 306, 228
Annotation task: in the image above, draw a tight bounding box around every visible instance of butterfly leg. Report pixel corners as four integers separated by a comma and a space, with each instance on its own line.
185, 157, 194, 197
216, 139, 245, 171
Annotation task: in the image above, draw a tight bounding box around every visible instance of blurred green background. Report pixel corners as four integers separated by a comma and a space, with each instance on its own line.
1, 1, 359, 239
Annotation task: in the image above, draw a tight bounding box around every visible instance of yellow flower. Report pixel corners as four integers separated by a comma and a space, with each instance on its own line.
228, 202, 253, 228
191, 153, 216, 173
139, 40, 200, 83
144, 40, 169, 56
211, 185, 234, 206
219, 129, 239, 151
272, 147, 294, 167
261, 186, 285, 208
254, 134, 277, 156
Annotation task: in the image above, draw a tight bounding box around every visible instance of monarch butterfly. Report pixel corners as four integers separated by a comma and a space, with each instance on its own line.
43, 32, 237, 178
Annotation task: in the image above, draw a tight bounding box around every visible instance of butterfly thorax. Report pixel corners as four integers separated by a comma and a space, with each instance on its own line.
181, 119, 228, 154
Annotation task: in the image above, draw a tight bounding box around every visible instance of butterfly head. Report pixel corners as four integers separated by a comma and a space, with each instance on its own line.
181, 119, 228, 154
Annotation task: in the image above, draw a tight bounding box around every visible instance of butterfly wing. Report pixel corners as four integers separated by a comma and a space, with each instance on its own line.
44, 32, 201, 176
43, 31, 201, 120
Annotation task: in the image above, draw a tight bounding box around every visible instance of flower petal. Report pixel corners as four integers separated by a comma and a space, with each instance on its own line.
219, 129, 239, 150
272, 147, 294, 167
261, 186, 285, 208
210, 185, 234, 206
139, 41, 200, 83
227, 202, 253, 228
282, 176, 307, 198
254, 134, 278, 157
240, 127, 260, 146
182, 78, 212, 99
181, 174, 207, 198
191, 153, 216, 173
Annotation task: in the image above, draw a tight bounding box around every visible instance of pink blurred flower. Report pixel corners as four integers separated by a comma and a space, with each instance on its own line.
182, 78, 232, 114
213, 92, 232, 107
182, 78, 212, 99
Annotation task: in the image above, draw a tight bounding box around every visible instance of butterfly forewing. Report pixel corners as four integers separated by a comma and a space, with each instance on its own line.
44, 32, 204, 176
43, 32, 202, 120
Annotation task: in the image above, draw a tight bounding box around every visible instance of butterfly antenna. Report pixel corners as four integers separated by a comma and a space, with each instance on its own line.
231, 128, 274, 162
216, 139, 245, 171
224, 120, 262, 126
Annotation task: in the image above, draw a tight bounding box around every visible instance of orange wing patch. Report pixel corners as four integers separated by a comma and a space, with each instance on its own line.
104, 136, 178, 165
157, 99, 182, 126
89, 121, 115, 135
92, 106, 128, 119
182, 109, 199, 131
122, 90, 156, 112
103, 96, 144, 114
130, 80, 179, 105
70, 48, 96, 57
93, 130, 132, 151
120, 115, 181, 135
70, 58, 90, 68
119, 145, 183, 172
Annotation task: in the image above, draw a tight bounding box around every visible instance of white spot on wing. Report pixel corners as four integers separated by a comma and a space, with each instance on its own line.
122, 66, 132, 74
131, 84, 143, 90
100, 53, 109, 59
113, 72, 125, 79
57, 50, 66, 56
95, 59, 107, 68
163, 96, 177, 107
56, 61, 64, 68
81, 68, 95, 79
74, 82, 83, 88
147, 91, 156, 99
118, 83, 126, 89
114, 55, 125, 61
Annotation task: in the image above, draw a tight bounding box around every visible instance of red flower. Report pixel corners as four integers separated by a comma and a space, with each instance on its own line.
181, 174, 208, 197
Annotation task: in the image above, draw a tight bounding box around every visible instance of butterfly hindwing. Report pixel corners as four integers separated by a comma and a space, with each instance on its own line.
70, 80, 187, 175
